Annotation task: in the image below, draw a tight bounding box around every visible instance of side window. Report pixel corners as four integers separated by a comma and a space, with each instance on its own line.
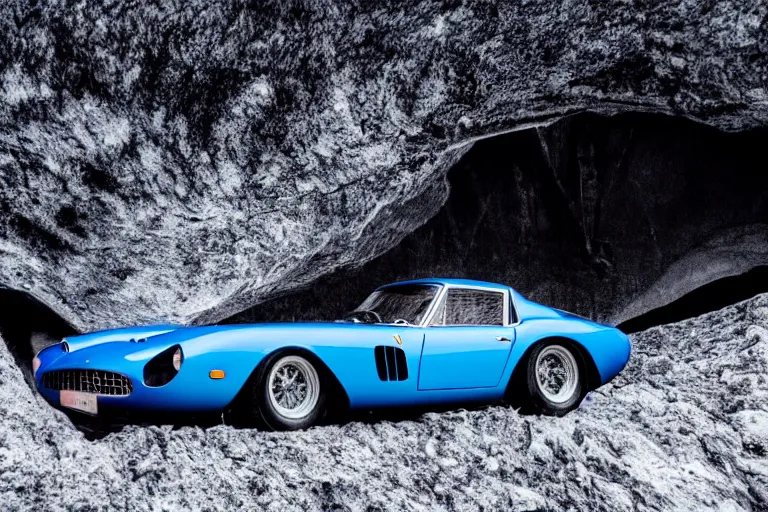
431, 289, 505, 326
509, 294, 518, 324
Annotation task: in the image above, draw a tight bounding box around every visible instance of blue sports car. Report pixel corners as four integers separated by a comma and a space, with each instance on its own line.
33, 278, 631, 430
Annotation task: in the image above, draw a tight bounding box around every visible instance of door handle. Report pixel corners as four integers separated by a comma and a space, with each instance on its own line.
495, 336, 511, 342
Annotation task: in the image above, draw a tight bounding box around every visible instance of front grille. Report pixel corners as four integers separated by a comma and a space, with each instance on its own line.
41, 370, 133, 396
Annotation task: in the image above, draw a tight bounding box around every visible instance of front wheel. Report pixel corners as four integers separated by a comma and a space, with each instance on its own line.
520, 341, 584, 416
256, 353, 327, 430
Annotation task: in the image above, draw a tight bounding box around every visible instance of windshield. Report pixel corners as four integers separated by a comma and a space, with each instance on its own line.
344, 284, 439, 325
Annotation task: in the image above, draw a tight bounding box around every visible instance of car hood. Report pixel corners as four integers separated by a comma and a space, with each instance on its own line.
61, 324, 182, 353
58, 320, 406, 354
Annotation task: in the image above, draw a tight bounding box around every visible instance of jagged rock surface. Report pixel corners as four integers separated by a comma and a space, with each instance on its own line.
1, 295, 766, 511
1, 1, 768, 331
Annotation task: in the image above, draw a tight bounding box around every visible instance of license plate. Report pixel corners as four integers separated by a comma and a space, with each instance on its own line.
60, 390, 98, 415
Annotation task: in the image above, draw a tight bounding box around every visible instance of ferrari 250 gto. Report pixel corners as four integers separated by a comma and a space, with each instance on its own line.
34, 278, 631, 430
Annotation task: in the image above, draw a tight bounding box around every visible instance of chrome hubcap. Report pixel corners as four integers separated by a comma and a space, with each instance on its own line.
535, 345, 579, 403
267, 356, 320, 420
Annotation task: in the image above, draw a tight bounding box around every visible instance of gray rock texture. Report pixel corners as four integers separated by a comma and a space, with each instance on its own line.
2, 293, 767, 510
1, 1, 768, 331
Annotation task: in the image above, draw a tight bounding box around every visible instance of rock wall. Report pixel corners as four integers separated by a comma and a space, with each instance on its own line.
1, 1, 767, 331
2, 293, 766, 510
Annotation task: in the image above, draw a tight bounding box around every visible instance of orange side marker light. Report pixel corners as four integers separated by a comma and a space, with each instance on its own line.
209, 369, 226, 379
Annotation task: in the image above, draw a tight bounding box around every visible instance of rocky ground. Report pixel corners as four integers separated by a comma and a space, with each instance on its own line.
1, 295, 766, 511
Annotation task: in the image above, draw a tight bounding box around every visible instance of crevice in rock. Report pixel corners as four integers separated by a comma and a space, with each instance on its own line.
0, 287, 77, 378
618, 266, 768, 334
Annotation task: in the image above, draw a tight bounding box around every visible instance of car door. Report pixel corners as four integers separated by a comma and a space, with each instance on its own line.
417, 286, 516, 390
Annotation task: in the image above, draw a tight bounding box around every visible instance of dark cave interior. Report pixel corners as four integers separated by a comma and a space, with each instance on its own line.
0, 287, 76, 380
226, 112, 768, 328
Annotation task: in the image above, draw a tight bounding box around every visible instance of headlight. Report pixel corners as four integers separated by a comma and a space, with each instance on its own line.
32, 357, 41, 377
172, 347, 182, 371
143, 345, 183, 387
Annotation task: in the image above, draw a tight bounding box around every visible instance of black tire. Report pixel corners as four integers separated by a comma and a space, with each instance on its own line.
254, 352, 327, 431
517, 341, 585, 416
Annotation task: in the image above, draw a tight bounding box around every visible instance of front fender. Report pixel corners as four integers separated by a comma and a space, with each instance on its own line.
36, 327, 271, 413
60, 324, 181, 354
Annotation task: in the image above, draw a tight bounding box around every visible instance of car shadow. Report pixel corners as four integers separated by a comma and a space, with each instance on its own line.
67, 401, 512, 441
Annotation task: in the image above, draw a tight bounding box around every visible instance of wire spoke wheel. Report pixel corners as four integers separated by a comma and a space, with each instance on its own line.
534, 345, 579, 404
267, 355, 320, 420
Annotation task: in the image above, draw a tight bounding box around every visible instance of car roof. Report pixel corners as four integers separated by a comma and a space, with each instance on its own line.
378, 278, 512, 291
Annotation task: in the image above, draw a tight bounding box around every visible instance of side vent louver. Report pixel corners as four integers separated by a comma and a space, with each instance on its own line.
374, 346, 408, 381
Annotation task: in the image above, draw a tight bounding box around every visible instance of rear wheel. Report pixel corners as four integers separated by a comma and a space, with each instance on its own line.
518, 341, 584, 416
256, 353, 326, 430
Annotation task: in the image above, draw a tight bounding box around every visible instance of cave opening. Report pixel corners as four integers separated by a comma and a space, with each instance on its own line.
0, 109, 767, 439
227, 111, 768, 328
618, 266, 768, 334
0, 288, 77, 377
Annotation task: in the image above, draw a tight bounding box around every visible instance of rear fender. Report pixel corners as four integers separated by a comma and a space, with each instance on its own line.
504, 319, 630, 392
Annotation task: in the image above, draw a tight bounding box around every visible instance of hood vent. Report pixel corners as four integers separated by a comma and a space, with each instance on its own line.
374, 346, 408, 381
